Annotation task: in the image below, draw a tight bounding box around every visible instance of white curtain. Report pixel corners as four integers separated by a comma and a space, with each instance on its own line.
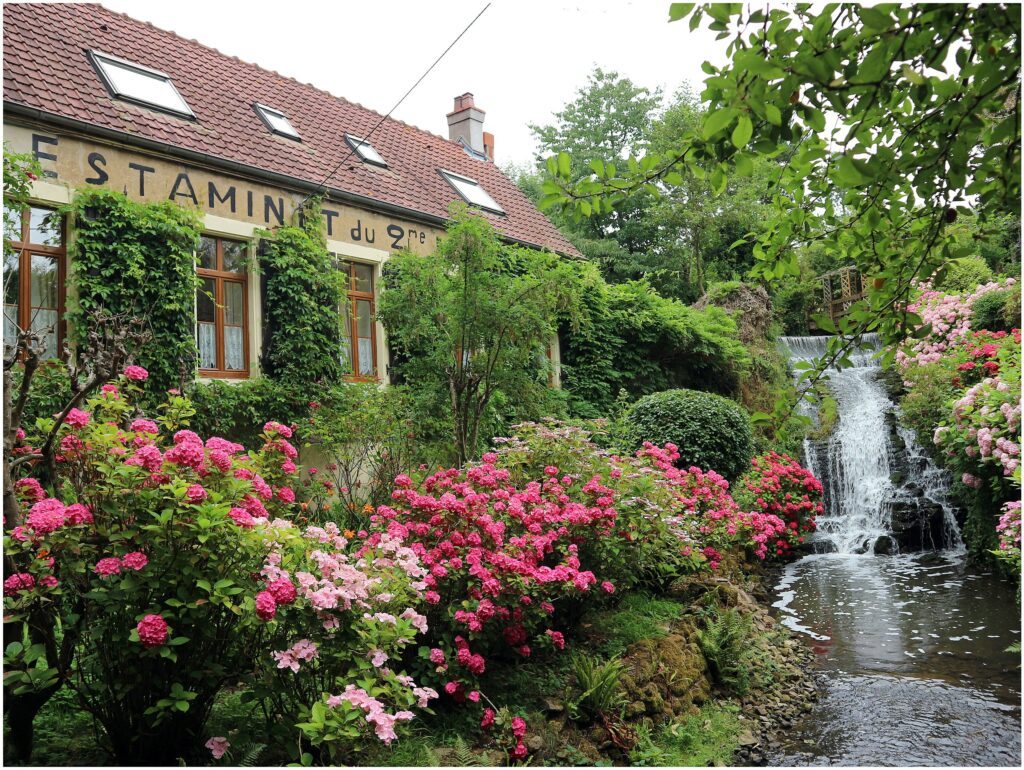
198, 322, 217, 369
358, 338, 373, 376
224, 326, 244, 370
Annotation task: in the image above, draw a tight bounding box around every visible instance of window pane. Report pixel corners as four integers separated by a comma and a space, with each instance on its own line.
4, 251, 19, 307
197, 277, 216, 323
222, 240, 247, 272
30, 254, 58, 308
356, 299, 373, 338
30, 309, 58, 360
354, 263, 373, 293
4, 205, 22, 243
443, 172, 504, 213
198, 236, 217, 270
340, 335, 353, 374
223, 281, 244, 326
339, 261, 353, 289
98, 56, 192, 115
224, 326, 244, 371
29, 208, 61, 247
198, 323, 217, 369
357, 338, 374, 376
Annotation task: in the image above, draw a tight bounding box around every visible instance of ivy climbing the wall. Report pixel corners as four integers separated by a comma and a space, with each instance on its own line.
258, 200, 345, 385
63, 188, 202, 396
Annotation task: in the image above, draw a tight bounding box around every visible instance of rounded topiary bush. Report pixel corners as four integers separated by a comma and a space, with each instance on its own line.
971, 288, 1014, 333
624, 389, 754, 479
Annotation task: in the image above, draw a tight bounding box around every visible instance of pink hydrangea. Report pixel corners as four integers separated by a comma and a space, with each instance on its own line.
480, 708, 495, 729
27, 498, 66, 533
64, 503, 94, 525
136, 614, 168, 648
130, 418, 160, 435
94, 557, 122, 577
266, 578, 297, 605
123, 365, 149, 382
185, 484, 208, 503
228, 507, 255, 528
255, 590, 277, 621
205, 737, 229, 760
263, 421, 293, 438
121, 552, 149, 571
64, 408, 91, 429
3, 573, 35, 596
14, 478, 46, 503
276, 486, 295, 504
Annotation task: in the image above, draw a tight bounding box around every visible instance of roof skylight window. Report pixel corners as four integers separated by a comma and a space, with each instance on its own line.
345, 134, 387, 167
254, 103, 300, 140
90, 51, 194, 118
439, 170, 504, 214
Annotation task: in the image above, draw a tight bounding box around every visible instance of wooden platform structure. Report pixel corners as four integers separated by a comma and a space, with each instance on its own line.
818, 266, 865, 323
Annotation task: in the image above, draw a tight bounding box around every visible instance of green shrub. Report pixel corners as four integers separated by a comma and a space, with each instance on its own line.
772, 279, 821, 335
971, 288, 1014, 332
186, 377, 320, 448
560, 264, 749, 418
936, 256, 995, 293
624, 389, 754, 479
1003, 289, 1021, 329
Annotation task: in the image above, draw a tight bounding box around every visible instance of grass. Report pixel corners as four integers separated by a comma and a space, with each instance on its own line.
629, 702, 742, 767
582, 592, 685, 656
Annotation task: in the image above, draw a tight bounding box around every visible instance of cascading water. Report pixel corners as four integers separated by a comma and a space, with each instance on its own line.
780, 335, 962, 554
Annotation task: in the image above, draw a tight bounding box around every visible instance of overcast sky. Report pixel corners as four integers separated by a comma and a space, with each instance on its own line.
97, 0, 730, 169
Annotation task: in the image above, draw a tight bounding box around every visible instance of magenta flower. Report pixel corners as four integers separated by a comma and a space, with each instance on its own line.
136, 614, 168, 648
255, 590, 277, 621
63, 408, 91, 429
266, 578, 297, 605
27, 498, 66, 533
121, 552, 149, 571
123, 365, 149, 382
64, 503, 94, 525
185, 484, 208, 503
3, 573, 35, 596
94, 557, 122, 577
228, 507, 255, 528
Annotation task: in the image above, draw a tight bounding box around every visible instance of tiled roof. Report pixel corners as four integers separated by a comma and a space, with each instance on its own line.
2, 3, 579, 256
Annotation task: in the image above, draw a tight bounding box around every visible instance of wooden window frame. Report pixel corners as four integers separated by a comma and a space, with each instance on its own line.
339, 260, 378, 381
4, 205, 66, 358
197, 235, 249, 379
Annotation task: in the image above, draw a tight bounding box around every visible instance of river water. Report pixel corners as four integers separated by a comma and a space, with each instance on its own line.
769, 337, 1022, 766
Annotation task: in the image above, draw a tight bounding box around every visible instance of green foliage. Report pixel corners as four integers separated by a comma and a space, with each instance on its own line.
624, 388, 754, 479
567, 654, 626, 722
547, 3, 1021, 416
379, 207, 577, 464
629, 703, 742, 767
936, 257, 996, 294
810, 393, 839, 441
971, 288, 1016, 333
63, 188, 202, 395
305, 382, 416, 513
773, 279, 821, 336
559, 262, 749, 417
697, 605, 754, 694
3, 144, 42, 258
186, 377, 318, 448
7, 362, 72, 445
258, 201, 345, 385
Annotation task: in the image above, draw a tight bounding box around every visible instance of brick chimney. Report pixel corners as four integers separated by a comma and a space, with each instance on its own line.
447, 92, 487, 156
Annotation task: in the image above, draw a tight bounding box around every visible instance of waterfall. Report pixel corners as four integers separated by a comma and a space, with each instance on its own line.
780, 335, 962, 555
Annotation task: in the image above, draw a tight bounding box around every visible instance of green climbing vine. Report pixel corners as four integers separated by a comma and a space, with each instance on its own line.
257, 199, 345, 385
62, 188, 202, 395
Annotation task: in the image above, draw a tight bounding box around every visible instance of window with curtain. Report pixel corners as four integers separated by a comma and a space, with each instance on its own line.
338, 260, 377, 379
196, 235, 248, 377
3, 205, 64, 359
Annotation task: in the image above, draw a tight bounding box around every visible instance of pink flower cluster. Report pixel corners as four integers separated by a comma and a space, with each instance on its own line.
136, 613, 168, 648
325, 684, 419, 744
272, 638, 319, 672
737, 452, 823, 558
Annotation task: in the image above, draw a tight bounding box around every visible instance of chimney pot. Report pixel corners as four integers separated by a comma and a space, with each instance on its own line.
447, 92, 487, 155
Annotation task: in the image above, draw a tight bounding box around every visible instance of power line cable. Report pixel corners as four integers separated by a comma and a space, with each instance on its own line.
301, 2, 492, 205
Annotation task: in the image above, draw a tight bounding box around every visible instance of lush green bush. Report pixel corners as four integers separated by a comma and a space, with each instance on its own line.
623, 389, 754, 479
935, 256, 995, 293
186, 377, 319, 448
560, 265, 749, 418
971, 287, 1020, 333
772, 279, 821, 335
63, 188, 202, 396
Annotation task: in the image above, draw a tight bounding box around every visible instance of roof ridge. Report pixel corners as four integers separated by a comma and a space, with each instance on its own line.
91, 1, 471, 153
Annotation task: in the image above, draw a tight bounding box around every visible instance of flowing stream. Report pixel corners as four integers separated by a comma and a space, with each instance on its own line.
766, 336, 1021, 766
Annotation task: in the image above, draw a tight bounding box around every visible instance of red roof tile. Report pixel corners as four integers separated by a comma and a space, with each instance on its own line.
2, 3, 579, 256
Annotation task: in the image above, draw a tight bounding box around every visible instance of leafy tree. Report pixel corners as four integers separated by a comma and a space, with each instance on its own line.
378, 207, 577, 464
545, 3, 1021, 423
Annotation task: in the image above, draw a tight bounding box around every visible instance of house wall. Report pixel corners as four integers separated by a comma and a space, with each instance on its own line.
4, 118, 562, 388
